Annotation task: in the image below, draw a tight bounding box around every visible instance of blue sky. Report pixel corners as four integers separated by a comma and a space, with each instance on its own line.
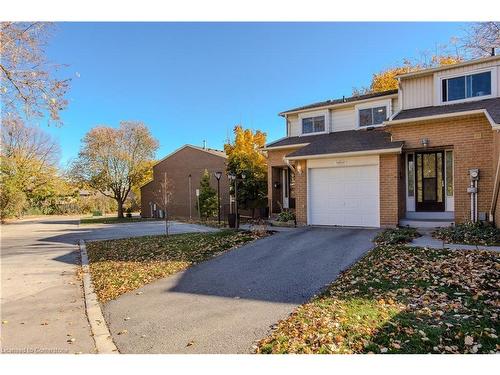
43, 22, 470, 166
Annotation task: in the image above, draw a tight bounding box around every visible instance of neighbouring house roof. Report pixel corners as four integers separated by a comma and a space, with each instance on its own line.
267, 129, 403, 159
154, 144, 226, 167
278, 89, 398, 116
140, 144, 226, 190
391, 97, 500, 125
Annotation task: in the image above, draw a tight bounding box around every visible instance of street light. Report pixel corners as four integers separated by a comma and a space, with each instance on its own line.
214, 171, 222, 225
228, 173, 245, 229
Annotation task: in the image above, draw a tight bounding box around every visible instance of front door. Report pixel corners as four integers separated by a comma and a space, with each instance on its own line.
416, 151, 445, 211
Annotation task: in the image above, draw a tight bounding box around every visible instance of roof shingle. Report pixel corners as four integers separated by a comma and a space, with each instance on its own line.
279, 89, 398, 115
266, 129, 403, 159
392, 97, 500, 124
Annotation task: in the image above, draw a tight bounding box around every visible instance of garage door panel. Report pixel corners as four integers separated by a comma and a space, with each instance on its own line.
308, 164, 380, 227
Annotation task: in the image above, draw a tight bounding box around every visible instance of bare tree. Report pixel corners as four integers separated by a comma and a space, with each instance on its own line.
0, 22, 70, 124
462, 22, 500, 57
152, 172, 174, 235
71, 121, 159, 218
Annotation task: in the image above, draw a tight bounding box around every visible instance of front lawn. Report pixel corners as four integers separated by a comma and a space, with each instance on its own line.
80, 216, 161, 225
86, 230, 267, 302
433, 221, 500, 246
256, 245, 499, 354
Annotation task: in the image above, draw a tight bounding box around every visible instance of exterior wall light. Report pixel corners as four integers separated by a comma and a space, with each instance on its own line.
421, 138, 429, 148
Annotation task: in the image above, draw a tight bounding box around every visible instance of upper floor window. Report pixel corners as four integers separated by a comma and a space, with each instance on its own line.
302, 116, 325, 134
442, 71, 491, 102
358, 106, 387, 127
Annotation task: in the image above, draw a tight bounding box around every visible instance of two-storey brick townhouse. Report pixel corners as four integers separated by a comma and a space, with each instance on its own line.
141, 144, 229, 219
264, 55, 500, 228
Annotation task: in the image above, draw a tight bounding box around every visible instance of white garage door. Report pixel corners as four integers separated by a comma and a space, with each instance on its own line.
308, 164, 380, 227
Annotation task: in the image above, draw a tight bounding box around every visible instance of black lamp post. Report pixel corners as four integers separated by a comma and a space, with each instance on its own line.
228, 172, 246, 229
214, 171, 222, 225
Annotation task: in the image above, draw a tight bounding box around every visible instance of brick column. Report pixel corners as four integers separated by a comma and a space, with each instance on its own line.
379, 154, 400, 227
294, 160, 308, 225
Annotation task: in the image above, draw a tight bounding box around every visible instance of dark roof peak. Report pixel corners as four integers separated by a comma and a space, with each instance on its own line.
280, 89, 398, 116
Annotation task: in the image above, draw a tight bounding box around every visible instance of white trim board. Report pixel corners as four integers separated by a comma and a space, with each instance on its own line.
286, 147, 402, 161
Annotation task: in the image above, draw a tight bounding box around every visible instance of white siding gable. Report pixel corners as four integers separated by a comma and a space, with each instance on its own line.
401, 58, 500, 110
331, 107, 355, 132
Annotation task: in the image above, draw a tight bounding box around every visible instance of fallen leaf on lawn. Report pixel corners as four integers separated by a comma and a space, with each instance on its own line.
186, 341, 195, 347
117, 330, 128, 335
464, 336, 474, 346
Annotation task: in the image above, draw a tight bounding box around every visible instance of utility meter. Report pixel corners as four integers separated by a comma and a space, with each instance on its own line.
469, 169, 479, 181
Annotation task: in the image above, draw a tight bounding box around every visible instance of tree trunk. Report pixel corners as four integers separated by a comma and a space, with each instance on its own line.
117, 200, 124, 218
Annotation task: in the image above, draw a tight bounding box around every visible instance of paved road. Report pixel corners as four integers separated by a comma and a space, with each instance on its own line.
104, 226, 378, 354
0, 217, 215, 354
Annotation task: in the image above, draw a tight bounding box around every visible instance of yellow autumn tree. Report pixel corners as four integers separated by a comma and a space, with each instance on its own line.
224, 125, 267, 209
353, 55, 463, 95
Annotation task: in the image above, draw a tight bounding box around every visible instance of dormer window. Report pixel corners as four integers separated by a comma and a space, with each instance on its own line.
442, 71, 491, 102
302, 116, 325, 134
358, 106, 387, 127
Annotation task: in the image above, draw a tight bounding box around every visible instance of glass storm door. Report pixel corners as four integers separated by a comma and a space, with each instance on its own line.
282, 168, 289, 209
416, 151, 445, 211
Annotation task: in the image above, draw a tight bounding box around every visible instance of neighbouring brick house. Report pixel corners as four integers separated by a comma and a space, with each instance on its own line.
265, 55, 500, 228
141, 145, 229, 219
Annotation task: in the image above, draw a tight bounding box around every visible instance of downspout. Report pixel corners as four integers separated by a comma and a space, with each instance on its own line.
489, 144, 500, 223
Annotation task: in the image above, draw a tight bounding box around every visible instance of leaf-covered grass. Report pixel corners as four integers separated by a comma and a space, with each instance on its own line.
256, 246, 499, 354
433, 221, 500, 246
374, 227, 420, 245
86, 230, 267, 302
80, 216, 161, 225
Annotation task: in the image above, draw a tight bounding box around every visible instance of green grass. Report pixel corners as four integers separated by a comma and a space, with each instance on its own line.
80, 216, 161, 225
86, 230, 268, 302
256, 245, 499, 354
374, 227, 420, 245
433, 221, 500, 246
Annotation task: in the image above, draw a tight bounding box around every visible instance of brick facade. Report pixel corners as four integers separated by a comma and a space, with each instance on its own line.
294, 160, 307, 224
379, 153, 401, 227
493, 131, 500, 226
266, 114, 498, 228
388, 114, 494, 225
140, 146, 229, 219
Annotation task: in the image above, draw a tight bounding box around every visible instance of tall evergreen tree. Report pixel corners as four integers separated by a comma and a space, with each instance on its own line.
198, 169, 217, 219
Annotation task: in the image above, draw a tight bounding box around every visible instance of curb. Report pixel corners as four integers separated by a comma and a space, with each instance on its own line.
79, 239, 119, 354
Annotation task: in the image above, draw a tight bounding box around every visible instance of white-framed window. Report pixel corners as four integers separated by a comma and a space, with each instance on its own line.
441, 70, 492, 103
301, 116, 325, 134
358, 106, 387, 127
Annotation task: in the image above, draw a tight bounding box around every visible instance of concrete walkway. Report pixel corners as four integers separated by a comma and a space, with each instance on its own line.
0, 217, 216, 354
103, 227, 378, 354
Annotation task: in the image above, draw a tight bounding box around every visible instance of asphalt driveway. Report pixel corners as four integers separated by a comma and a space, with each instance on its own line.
0, 217, 215, 354
104, 226, 378, 353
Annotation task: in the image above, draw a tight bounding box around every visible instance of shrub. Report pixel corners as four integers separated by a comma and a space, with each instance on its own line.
92, 210, 103, 217
374, 227, 419, 245
277, 210, 295, 222
433, 221, 500, 246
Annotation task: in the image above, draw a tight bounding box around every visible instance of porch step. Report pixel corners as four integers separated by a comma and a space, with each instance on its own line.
399, 218, 454, 229
404, 211, 454, 220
